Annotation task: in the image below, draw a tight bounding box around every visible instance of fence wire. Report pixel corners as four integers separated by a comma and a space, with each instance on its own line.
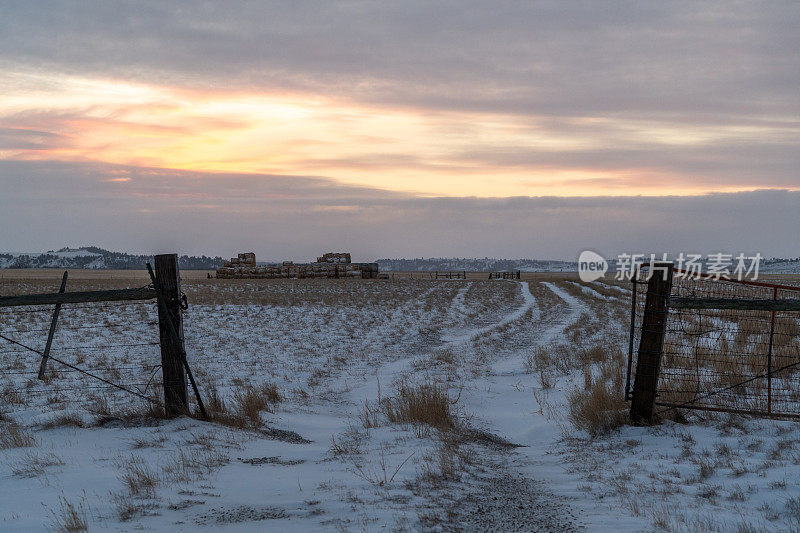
628, 268, 800, 418
0, 297, 169, 408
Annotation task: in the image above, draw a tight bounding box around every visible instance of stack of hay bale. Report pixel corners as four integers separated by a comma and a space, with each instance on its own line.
215, 252, 257, 278
317, 252, 351, 264
215, 252, 379, 279
316, 252, 360, 278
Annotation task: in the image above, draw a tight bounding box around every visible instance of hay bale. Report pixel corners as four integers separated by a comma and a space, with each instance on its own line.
238, 252, 256, 266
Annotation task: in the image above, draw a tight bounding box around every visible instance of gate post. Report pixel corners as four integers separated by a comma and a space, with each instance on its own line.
630, 262, 673, 425
155, 254, 188, 417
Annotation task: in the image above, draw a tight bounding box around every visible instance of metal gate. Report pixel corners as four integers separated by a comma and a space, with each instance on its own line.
626, 263, 800, 422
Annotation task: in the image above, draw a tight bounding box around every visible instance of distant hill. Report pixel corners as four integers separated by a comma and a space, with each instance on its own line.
0, 247, 225, 270
375, 257, 576, 272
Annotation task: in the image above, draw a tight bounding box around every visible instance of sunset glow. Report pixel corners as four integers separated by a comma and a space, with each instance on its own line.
2, 71, 795, 198
1, 1, 798, 258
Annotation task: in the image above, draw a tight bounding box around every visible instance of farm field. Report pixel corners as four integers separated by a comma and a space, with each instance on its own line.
3, 272, 800, 531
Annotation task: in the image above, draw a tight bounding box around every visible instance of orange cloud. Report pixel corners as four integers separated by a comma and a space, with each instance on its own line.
1, 71, 796, 197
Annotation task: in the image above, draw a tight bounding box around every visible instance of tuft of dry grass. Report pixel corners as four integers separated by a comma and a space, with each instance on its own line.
210, 381, 282, 429
329, 426, 366, 458
0, 422, 38, 449
48, 495, 88, 532
568, 376, 628, 437
360, 401, 381, 429
261, 381, 282, 404
118, 455, 159, 497
84, 392, 166, 426
161, 447, 230, 485
206, 379, 227, 415
350, 446, 415, 487
12, 451, 65, 478
40, 413, 85, 430
382, 379, 458, 436
233, 384, 271, 426
110, 491, 158, 522
1, 383, 26, 405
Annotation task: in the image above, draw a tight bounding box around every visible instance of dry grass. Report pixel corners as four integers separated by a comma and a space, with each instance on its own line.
12, 451, 65, 478
233, 384, 272, 425
382, 379, 458, 436
206, 381, 282, 429
40, 413, 85, 430
114, 446, 229, 514
525, 343, 583, 376
161, 447, 230, 484
0, 422, 38, 448
48, 495, 88, 532
568, 373, 628, 437
418, 438, 462, 485
205, 379, 226, 414
350, 445, 415, 487
359, 400, 381, 429
118, 455, 159, 497
84, 393, 166, 425
1, 382, 26, 405
110, 491, 158, 522
329, 426, 366, 458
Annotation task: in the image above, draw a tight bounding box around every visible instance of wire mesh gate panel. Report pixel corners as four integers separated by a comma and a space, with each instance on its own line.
0, 298, 164, 410
627, 266, 800, 418
0, 261, 204, 417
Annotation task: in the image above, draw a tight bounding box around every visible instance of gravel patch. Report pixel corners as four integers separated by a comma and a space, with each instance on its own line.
238, 455, 306, 466
195, 505, 288, 525
445, 472, 584, 532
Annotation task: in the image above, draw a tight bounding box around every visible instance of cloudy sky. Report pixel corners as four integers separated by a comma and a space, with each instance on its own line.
1, 1, 798, 260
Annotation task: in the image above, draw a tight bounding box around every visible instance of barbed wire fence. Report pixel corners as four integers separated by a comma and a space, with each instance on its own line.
627, 263, 800, 423
0, 254, 207, 420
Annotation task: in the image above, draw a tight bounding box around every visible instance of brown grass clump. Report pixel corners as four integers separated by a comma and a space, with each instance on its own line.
209, 381, 282, 429
206, 379, 227, 415
40, 413, 85, 430
568, 374, 628, 437
261, 382, 282, 405
1, 383, 26, 405
48, 495, 88, 532
118, 456, 159, 497
0, 422, 38, 449
111, 491, 154, 522
84, 393, 166, 425
580, 344, 609, 364
12, 451, 65, 478
233, 384, 271, 426
382, 380, 458, 435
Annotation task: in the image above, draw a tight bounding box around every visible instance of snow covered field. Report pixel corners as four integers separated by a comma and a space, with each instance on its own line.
2, 274, 800, 531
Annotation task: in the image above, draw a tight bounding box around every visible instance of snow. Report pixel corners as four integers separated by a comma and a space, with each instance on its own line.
2, 276, 800, 530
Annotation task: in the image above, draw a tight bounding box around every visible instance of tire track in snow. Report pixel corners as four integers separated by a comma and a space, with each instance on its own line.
451, 282, 593, 531
490, 282, 587, 376
354, 282, 536, 398
441, 282, 591, 532
534, 282, 588, 347
439, 281, 536, 348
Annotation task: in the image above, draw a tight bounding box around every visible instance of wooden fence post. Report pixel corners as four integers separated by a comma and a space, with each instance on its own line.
630, 262, 673, 425
155, 254, 188, 417
38, 270, 68, 379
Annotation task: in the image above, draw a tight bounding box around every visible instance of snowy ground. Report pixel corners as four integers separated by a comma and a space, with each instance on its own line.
1, 274, 800, 531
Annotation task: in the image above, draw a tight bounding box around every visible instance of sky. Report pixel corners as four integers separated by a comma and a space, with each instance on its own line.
0, 1, 798, 260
